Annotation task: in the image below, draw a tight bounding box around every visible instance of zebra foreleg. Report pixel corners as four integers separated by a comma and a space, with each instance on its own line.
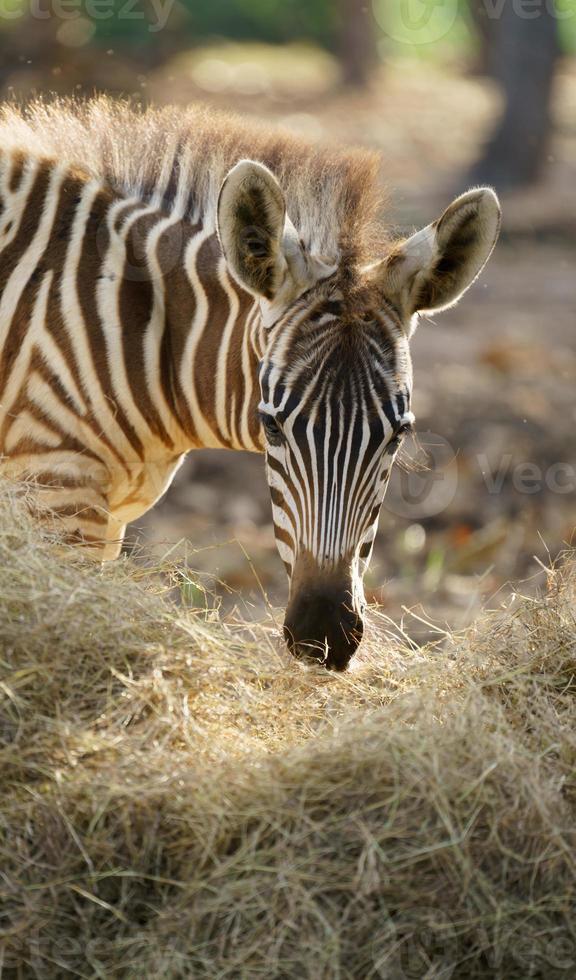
46, 493, 127, 561
13, 475, 124, 561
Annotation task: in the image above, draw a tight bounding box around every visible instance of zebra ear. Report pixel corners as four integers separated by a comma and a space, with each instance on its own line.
217, 160, 336, 324
217, 160, 288, 301
376, 188, 501, 323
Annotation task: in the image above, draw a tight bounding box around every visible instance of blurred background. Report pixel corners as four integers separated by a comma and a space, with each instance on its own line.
2, 1, 575, 638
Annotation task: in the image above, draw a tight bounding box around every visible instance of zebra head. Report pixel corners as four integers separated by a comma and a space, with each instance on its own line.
218, 161, 500, 670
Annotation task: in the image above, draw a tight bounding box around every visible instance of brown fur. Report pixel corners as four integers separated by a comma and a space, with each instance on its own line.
0, 97, 387, 269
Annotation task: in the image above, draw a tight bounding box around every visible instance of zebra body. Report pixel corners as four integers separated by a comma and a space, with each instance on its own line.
0, 100, 500, 666
0, 149, 267, 557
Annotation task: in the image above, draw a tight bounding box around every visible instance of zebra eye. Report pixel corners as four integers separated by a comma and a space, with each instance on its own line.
386, 421, 413, 453
260, 412, 283, 446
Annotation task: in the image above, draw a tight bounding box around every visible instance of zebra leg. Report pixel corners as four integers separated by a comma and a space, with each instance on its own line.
44, 496, 126, 561
31, 478, 115, 559
101, 515, 127, 562
3, 471, 119, 559
0, 449, 129, 560
46, 492, 126, 560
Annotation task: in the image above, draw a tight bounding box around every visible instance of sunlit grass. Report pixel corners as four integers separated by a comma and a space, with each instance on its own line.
173, 41, 339, 98
2, 482, 576, 977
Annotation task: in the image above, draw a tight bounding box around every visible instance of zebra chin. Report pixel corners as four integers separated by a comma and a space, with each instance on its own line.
283, 578, 365, 672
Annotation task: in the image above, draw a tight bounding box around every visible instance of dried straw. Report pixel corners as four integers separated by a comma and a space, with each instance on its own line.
1, 485, 575, 978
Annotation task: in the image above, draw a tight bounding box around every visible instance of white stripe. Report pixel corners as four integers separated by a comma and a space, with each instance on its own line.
0, 155, 39, 250
38, 324, 87, 415
59, 180, 136, 463
4, 411, 61, 452
214, 257, 239, 443
0, 270, 52, 418
26, 372, 122, 461
142, 210, 187, 446
239, 303, 261, 451
179, 228, 225, 447
318, 395, 332, 563
266, 448, 303, 548
0, 163, 64, 352
96, 197, 164, 443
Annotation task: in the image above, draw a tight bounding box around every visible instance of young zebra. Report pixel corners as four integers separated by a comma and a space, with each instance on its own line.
0, 99, 500, 670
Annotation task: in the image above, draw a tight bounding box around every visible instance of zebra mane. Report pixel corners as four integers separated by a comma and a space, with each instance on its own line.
0, 96, 387, 268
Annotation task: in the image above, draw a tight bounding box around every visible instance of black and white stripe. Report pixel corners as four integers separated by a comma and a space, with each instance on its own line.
259, 298, 414, 581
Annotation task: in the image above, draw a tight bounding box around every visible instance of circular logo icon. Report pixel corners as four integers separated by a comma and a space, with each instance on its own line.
373, 0, 461, 47
383, 430, 458, 519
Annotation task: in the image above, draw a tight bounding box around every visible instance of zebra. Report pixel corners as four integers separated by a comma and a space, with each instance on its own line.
0, 99, 500, 670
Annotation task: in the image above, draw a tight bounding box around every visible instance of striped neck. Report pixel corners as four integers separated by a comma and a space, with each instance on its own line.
128, 212, 267, 455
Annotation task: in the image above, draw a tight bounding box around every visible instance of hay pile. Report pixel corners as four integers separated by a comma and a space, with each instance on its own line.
1, 487, 576, 979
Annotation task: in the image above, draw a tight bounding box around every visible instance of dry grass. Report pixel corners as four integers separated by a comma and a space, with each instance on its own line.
1, 486, 576, 979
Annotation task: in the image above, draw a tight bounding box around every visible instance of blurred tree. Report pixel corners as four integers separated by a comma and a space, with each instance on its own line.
177, 0, 336, 50
338, 0, 378, 88
469, 2, 559, 190
468, 0, 494, 75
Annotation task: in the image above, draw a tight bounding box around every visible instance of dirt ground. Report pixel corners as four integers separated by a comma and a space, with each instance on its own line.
126, 57, 576, 639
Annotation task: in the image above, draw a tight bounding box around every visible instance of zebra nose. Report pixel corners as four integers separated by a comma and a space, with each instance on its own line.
283, 591, 364, 671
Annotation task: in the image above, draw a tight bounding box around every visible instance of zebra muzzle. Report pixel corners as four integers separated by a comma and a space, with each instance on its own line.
283, 588, 364, 671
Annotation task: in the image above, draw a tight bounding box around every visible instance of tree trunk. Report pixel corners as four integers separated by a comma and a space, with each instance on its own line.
469, 2, 559, 190
338, 0, 378, 89
468, 0, 499, 76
